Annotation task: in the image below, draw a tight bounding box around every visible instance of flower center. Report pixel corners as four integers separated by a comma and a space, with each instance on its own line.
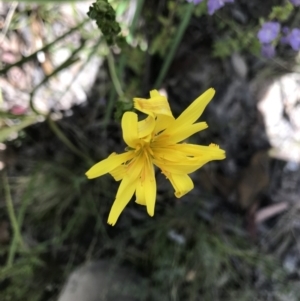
135, 141, 154, 158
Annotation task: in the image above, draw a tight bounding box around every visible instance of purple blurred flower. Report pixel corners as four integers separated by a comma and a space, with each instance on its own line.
289, 0, 300, 6
207, 0, 234, 15
261, 44, 276, 58
282, 26, 290, 35
257, 22, 280, 44
280, 27, 300, 51
187, 0, 204, 4
280, 36, 290, 45
289, 28, 300, 51
280, 27, 290, 45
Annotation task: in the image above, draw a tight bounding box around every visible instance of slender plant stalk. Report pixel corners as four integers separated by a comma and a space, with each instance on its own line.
47, 117, 93, 165
102, 89, 116, 128
154, 3, 194, 88
114, 0, 145, 84
5, 170, 40, 266
25, 37, 93, 165
3, 173, 24, 267
129, 0, 145, 37
107, 48, 124, 98
104, 0, 145, 126
17, 172, 37, 229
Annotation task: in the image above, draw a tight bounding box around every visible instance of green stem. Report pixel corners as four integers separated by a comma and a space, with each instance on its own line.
102, 89, 116, 128
119, 0, 145, 79
154, 3, 194, 88
25, 37, 93, 165
3, 173, 24, 267
5, 170, 39, 266
103, 0, 146, 130
107, 48, 124, 98
47, 117, 93, 165
129, 0, 145, 37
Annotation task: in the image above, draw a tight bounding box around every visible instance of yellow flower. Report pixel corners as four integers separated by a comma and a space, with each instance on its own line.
86, 88, 225, 225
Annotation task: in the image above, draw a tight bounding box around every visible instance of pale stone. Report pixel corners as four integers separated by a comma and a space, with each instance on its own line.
58, 261, 146, 301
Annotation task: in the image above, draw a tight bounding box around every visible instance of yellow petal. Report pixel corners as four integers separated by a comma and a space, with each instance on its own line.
153, 143, 225, 174
165, 173, 194, 198
85, 151, 134, 179
134, 91, 174, 118
177, 88, 215, 125
135, 155, 156, 215
118, 155, 145, 192
138, 115, 156, 138
135, 178, 146, 205
154, 114, 175, 134
122, 112, 138, 148
107, 175, 138, 226
144, 157, 156, 216
161, 143, 226, 159
110, 164, 127, 181
149, 90, 160, 98
108, 153, 145, 225
153, 142, 225, 162
153, 158, 206, 174
156, 122, 208, 143
153, 147, 188, 162
166, 88, 215, 130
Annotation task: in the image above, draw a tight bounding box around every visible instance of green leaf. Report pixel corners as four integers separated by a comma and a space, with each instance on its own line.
269, 3, 293, 22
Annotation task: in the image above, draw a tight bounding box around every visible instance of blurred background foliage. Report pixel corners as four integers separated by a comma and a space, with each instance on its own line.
1, 0, 300, 300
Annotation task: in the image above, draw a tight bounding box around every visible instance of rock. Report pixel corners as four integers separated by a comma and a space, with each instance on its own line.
231, 52, 248, 79
257, 73, 300, 163
58, 261, 147, 301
